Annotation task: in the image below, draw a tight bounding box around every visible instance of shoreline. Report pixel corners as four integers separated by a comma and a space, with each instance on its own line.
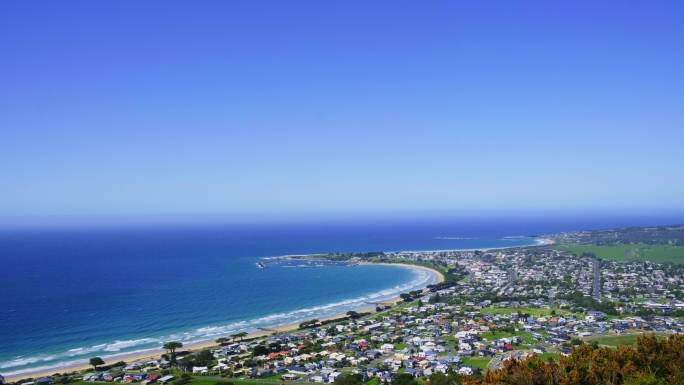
3, 263, 444, 382
262, 237, 552, 260
385, 237, 555, 253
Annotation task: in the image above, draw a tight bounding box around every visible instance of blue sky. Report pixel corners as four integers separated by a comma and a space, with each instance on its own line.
1, 1, 683, 218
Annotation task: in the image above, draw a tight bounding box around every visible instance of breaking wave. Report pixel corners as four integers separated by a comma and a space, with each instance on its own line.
0, 264, 438, 376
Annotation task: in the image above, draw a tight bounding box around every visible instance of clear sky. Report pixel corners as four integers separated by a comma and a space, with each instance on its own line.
1, 1, 683, 218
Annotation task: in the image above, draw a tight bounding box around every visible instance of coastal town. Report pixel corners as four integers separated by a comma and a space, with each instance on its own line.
5, 0, 684, 383
5, 225, 684, 385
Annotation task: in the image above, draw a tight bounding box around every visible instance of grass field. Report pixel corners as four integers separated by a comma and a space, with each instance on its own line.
461, 356, 491, 370
585, 333, 641, 347
556, 243, 684, 264
537, 352, 561, 362
480, 307, 571, 317
583, 333, 667, 347
189, 377, 285, 385
394, 342, 408, 350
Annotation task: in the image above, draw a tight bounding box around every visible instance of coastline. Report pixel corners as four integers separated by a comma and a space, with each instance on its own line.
4, 263, 444, 382
262, 237, 551, 260
385, 237, 555, 253
367, 262, 446, 284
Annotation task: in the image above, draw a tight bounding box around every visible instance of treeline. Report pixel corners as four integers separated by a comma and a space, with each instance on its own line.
400, 290, 425, 302
561, 291, 618, 315
319, 251, 387, 261
428, 266, 468, 292
469, 334, 684, 385
298, 311, 372, 329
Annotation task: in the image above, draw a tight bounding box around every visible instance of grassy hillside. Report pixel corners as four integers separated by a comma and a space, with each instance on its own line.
584, 333, 669, 347
556, 243, 684, 264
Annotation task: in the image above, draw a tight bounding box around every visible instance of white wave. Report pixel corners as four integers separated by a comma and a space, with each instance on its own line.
103, 338, 158, 352
0, 264, 438, 376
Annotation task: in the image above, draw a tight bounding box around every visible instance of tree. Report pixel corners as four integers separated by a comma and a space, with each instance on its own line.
333, 374, 363, 385
231, 332, 248, 342
89, 357, 105, 371
392, 373, 417, 385
192, 349, 215, 367
474, 334, 684, 385
171, 373, 192, 385
429, 371, 461, 385
252, 344, 269, 357
346, 311, 360, 319
163, 341, 183, 363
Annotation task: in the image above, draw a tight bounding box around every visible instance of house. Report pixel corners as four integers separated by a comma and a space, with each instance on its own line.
458, 367, 474, 375
532, 346, 546, 354
141, 373, 161, 385
212, 362, 229, 372
192, 366, 208, 374
159, 375, 175, 384
125, 363, 142, 371
586, 311, 607, 321
365, 323, 382, 332
83, 373, 101, 382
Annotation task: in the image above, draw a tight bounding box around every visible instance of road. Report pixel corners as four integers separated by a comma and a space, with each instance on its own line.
592, 258, 601, 302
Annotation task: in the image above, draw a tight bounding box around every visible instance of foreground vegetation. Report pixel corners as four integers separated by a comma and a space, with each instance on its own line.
329, 334, 684, 385
473, 334, 684, 385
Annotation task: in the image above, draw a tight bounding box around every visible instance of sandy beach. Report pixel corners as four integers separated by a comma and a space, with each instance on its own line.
534, 238, 555, 246
5, 263, 444, 382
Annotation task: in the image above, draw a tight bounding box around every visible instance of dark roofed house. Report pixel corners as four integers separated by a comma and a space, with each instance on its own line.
36, 378, 53, 385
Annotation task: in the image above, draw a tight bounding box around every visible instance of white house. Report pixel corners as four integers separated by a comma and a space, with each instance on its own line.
458, 367, 474, 375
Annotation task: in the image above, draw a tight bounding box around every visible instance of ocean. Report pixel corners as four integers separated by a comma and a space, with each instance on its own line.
1, 214, 681, 376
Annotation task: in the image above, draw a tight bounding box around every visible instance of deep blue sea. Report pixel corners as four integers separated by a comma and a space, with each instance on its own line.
1, 214, 681, 376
